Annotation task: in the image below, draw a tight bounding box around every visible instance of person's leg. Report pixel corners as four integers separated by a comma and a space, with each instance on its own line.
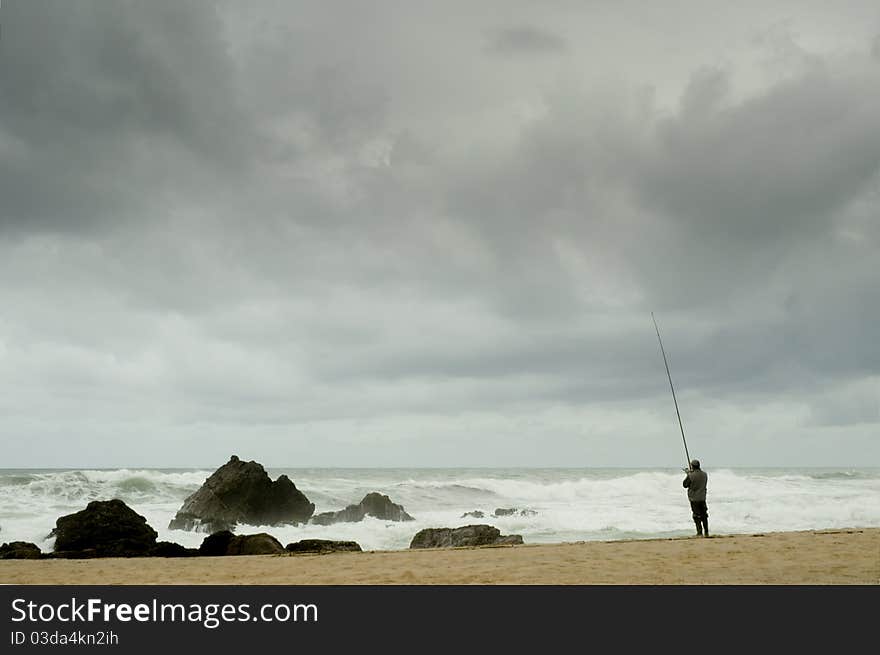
698, 502, 709, 537
690, 501, 703, 535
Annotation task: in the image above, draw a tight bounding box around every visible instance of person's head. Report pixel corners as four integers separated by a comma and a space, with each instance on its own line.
690, 459, 701, 470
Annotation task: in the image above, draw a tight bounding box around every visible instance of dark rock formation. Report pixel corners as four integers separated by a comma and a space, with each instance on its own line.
409, 524, 524, 549
168, 455, 315, 532
285, 539, 362, 554
0, 541, 42, 559
493, 508, 537, 517
150, 541, 199, 557
198, 530, 285, 556
311, 492, 414, 526
228, 533, 285, 556
461, 510, 485, 519
50, 499, 158, 557
198, 530, 236, 556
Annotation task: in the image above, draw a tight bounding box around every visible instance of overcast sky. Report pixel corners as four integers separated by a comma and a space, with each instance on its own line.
1, 1, 878, 468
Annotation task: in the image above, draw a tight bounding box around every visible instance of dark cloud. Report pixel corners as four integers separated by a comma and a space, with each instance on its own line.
235, 26, 390, 151
0, 2, 878, 466
0, 0, 250, 234
637, 66, 880, 245
486, 26, 568, 55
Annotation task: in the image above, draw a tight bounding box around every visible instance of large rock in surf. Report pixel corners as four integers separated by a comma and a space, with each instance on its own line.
310, 492, 414, 526
169, 455, 315, 533
50, 499, 158, 557
409, 524, 523, 549
285, 539, 362, 554
0, 541, 42, 559
198, 530, 286, 556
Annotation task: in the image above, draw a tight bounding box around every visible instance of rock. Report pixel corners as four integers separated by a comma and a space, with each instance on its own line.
409, 524, 524, 549
0, 541, 42, 559
285, 539, 362, 554
311, 492, 414, 526
150, 541, 199, 557
358, 492, 414, 521
198, 530, 236, 556
229, 533, 285, 556
461, 510, 485, 519
50, 499, 158, 557
493, 508, 537, 517
198, 530, 285, 556
168, 455, 315, 532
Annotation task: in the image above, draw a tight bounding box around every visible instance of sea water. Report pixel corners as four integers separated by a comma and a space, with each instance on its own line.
1, 467, 879, 552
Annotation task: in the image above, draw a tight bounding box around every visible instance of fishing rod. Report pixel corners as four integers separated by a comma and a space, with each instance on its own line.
651, 312, 691, 470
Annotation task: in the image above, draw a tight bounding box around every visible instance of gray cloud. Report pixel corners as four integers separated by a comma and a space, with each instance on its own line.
637, 66, 880, 245
0, 0, 250, 234
1, 1, 878, 467
486, 26, 568, 55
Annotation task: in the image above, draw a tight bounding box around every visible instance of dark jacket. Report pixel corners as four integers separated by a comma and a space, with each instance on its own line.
683, 468, 707, 502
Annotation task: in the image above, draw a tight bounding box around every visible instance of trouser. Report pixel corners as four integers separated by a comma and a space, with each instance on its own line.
690, 500, 709, 534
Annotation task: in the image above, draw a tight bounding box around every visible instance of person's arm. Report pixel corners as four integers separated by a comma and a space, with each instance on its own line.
683, 473, 691, 488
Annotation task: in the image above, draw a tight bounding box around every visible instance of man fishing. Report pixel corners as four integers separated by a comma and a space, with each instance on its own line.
683, 459, 709, 537
651, 313, 710, 538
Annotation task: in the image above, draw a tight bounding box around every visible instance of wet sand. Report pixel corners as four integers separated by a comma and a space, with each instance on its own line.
2, 528, 878, 585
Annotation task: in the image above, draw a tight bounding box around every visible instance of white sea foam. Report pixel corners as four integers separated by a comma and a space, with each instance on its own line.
1, 467, 878, 552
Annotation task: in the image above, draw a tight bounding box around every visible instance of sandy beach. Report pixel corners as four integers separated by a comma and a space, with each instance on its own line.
2, 528, 878, 585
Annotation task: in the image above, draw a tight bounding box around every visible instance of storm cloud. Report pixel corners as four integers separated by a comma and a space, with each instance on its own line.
0, 1, 877, 467
486, 26, 568, 55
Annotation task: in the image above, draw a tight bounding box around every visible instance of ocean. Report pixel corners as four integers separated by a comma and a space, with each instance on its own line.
1, 467, 879, 553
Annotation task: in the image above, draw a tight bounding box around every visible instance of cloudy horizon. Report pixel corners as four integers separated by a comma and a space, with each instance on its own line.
1, 1, 878, 468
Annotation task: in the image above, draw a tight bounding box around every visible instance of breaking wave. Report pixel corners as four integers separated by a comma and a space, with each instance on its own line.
1, 467, 878, 552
